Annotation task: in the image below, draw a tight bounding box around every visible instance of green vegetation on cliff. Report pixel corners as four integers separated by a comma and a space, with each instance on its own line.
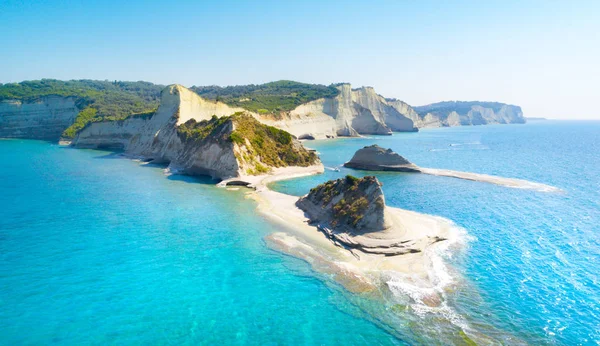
229, 113, 317, 170
305, 175, 380, 228
191, 80, 339, 114
414, 101, 511, 116
61, 107, 97, 139
177, 115, 232, 143
0, 79, 163, 138
177, 112, 318, 174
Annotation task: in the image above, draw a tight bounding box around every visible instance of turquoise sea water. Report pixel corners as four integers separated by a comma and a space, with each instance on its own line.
0, 141, 401, 345
273, 121, 600, 345
1, 121, 599, 344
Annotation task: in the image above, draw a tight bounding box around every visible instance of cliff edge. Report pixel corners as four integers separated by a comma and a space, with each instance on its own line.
0, 97, 79, 140
73, 85, 319, 179
412, 101, 525, 127
259, 84, 417, 139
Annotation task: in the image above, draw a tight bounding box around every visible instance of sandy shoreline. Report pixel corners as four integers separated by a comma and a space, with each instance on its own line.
419, 167, 562, 193
221, 165, 464, 305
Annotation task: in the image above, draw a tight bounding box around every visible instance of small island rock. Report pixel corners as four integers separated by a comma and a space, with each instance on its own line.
344, 145, 421, 172
296, 175, 391, 235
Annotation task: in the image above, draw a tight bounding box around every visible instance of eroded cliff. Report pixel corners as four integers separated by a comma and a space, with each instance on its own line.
73, 85, 318, 179
0, 96, 79, 140
412, 101, 525, 127
258, 84, 417, 139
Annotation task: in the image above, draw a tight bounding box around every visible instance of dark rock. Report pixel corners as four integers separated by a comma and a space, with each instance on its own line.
344, 145, 421, 172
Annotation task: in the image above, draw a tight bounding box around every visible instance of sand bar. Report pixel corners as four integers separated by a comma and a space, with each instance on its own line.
221, 165, 464, 303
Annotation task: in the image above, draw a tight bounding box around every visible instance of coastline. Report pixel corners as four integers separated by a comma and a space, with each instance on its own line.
222, 165, 466, 307
419, 167, 562, 193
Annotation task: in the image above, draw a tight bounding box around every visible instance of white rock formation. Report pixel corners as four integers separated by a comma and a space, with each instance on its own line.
0, 96, 79, 140
258, 84, 417, 139
73, 85, 244, 177
73, 85, 318, 179
411, 101, 525, 127
386, 99, 442, 128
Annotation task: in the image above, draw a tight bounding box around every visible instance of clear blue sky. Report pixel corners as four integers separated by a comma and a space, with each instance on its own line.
1, 0, 598, 119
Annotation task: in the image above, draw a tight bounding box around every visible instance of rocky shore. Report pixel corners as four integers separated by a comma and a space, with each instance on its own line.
224, 166, 461, 302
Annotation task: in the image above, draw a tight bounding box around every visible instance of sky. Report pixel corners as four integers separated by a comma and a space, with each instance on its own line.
1, 0, 599, 119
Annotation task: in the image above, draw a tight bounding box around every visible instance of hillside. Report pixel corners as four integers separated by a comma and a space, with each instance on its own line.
0, 79, 526, 141
191, 80, 340, 114
0, 79, 164, 138
73, 85, 319, 179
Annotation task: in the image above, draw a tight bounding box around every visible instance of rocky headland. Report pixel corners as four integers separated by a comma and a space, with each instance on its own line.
73, 85, 319, 180
236, 167, 462, 305
296, 175, 446, 256
258, 84, 418, 139
411, 101, 526, 127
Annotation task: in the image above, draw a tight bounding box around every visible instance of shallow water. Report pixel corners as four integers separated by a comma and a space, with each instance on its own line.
1, 120, 599, 345
0, 140, 403, 345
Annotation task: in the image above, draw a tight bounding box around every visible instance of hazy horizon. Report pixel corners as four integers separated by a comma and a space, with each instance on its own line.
1, 0, 598, 119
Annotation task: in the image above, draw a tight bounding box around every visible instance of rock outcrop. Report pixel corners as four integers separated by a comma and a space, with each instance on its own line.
297, 175, 391, 234
0, 96, 79, 140
343, 145, 560, 192
412, 101, 525, 127
73, 85, 318, 179
296, 175, 437, 256
258, 84, 417, 139
344, 145, 420, 172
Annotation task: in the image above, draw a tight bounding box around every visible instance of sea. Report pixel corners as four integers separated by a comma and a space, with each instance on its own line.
1, 120, 598, 345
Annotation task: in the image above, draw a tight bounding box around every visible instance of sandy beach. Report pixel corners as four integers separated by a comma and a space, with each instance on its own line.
221, 165, 464, 304
419, 167, 562, 193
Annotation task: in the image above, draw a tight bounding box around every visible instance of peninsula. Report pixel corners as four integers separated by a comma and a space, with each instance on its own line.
226, 169, 459, 300
411, 101, 525, 128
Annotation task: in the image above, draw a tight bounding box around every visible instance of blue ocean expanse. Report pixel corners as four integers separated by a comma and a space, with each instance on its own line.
1, 121, 599, 344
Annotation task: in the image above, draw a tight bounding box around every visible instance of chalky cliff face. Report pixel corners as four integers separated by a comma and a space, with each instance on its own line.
412, 101, 526, 127
0, 80, 528, 142
73, 85, 318, 179
0, 96, 79, 140
257, 84, 417, 139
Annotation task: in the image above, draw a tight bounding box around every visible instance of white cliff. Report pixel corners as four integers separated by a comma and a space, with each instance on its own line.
412, 101, 526, 127
351, 87, 415, 132
73, 85, 319, 179
0, 96, 79, 140
386, 99, 443, 128
257, 84, 416, 139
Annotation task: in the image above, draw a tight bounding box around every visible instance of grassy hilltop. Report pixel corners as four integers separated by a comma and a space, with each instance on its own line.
191, 80, 339, 115
0, 79, 164, 138
178, 112, 318, 175
0, 79, 340, 138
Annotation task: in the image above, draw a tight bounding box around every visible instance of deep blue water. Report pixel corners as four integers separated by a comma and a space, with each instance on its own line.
1, 120, 599, 345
